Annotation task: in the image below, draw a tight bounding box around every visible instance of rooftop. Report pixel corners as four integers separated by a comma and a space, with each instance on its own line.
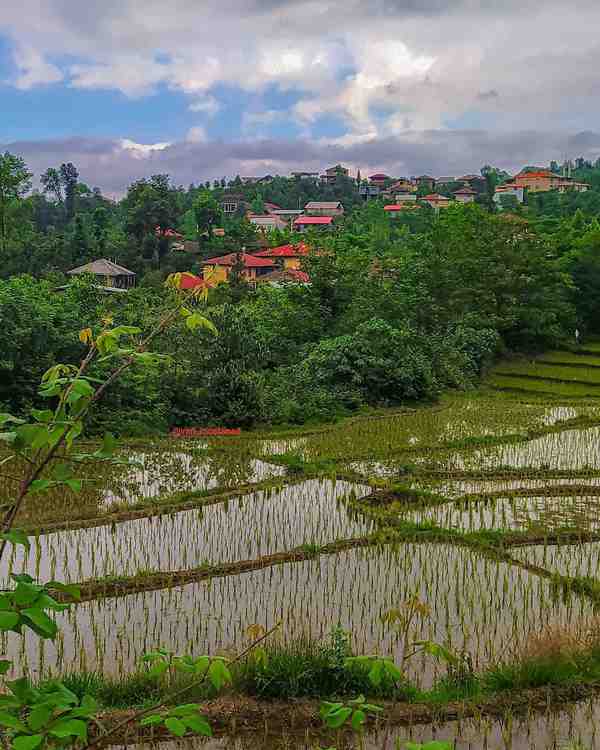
254, 242, 309, 258
294, 216, 334, 225
67, 258, 136, 277
202, 252, 275, 268
260, 268, 310, 283
304, 201, 342, 209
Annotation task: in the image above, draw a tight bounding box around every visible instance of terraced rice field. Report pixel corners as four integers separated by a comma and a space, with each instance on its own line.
4, 344, 600, 747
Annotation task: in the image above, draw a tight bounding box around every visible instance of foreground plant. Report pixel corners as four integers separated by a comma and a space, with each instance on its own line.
0, 277, 274, 747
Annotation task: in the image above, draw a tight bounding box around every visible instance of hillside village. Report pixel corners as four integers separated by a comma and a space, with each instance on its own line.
66, 162, 592, 291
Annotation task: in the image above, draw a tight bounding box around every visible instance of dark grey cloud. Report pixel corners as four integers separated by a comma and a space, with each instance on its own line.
4, 129, 599, 197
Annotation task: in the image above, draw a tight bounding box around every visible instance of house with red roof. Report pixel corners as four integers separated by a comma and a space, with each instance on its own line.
384, 204, 421, 217
254, 242, 309, 270
201, 252, 275, 284
293, 215, 334, 232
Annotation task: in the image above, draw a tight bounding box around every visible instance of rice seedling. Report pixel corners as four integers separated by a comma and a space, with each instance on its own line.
0, 479, 372, 584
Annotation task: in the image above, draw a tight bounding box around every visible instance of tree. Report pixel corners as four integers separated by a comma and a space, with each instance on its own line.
193, 190, 222, 243
124, 175, 180, 266
227, 252, 251, 303
0, 152, 32, 252
40, 167, 64, 204
92, 206, 109, 254
60, 162, 79, 222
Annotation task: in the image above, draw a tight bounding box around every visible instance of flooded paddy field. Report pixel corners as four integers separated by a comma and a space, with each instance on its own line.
5, 543, 593, 687
401, 493, 600, 533
2, 479, 371, 583
5, 348, 600, 747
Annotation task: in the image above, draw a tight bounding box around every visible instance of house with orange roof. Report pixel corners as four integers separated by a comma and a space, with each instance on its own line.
511, 169, 589, 193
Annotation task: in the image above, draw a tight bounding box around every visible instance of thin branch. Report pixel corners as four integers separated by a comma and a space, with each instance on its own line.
0, 293, 192, 563
87, 621, 281, 748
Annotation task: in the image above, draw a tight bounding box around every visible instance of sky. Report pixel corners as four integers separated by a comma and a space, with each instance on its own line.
2, 0, 600, 194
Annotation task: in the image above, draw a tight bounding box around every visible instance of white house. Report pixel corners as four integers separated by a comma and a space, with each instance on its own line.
493, 184, 524, 207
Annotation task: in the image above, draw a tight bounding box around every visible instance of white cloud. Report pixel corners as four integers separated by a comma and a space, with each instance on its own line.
12, 45, 63, 89
189, 95, 220, 116
120, 138, 173, 157
3, 0, 600, 143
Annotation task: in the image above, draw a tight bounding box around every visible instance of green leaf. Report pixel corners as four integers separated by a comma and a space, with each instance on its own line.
0, 530, 30, 551
14, 582, 42, 606
65, 380, 94, 404
0, 711, 27, 731
0, 612, 20, 631
367, 659, 384, 687
413, 641, 458, 666
48, 718, 88, 740
99, 432, 117, 457
383, 658, 403, 681
0, 696, 21, 709
68, 694, 99, 718
29, 480, 52, 494
208, 659, 231, 691
13, 735, 43, 750
27, 705, 53, 731
185, 313, 218, 335
14, 425, 49, 451
22, 608, 57, 640
51, 464, 72, 481
350, 709, 366, 731
170, 704, 200, 717
0, 660, 11, 675
0, 414, 25, 427
324, 707, 352, 729
164, 717, 187, 737
64, 479, 83, 492
148, 660, 169, 678
183, 715, 212, 736
139, 714, 164, 726
31, 410, 54, 424
7, 678, 34, 702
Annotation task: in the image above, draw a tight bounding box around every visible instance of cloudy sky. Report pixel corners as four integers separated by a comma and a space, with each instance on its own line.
2, 0, 600, 193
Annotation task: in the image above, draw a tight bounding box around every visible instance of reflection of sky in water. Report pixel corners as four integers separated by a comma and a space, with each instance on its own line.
446, 426, 600, 471
6, 544, 592, 689
3, 480, 371, 583
402, 494, 600, 532
512, 542, 600, 579
102, 450, 285, 508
